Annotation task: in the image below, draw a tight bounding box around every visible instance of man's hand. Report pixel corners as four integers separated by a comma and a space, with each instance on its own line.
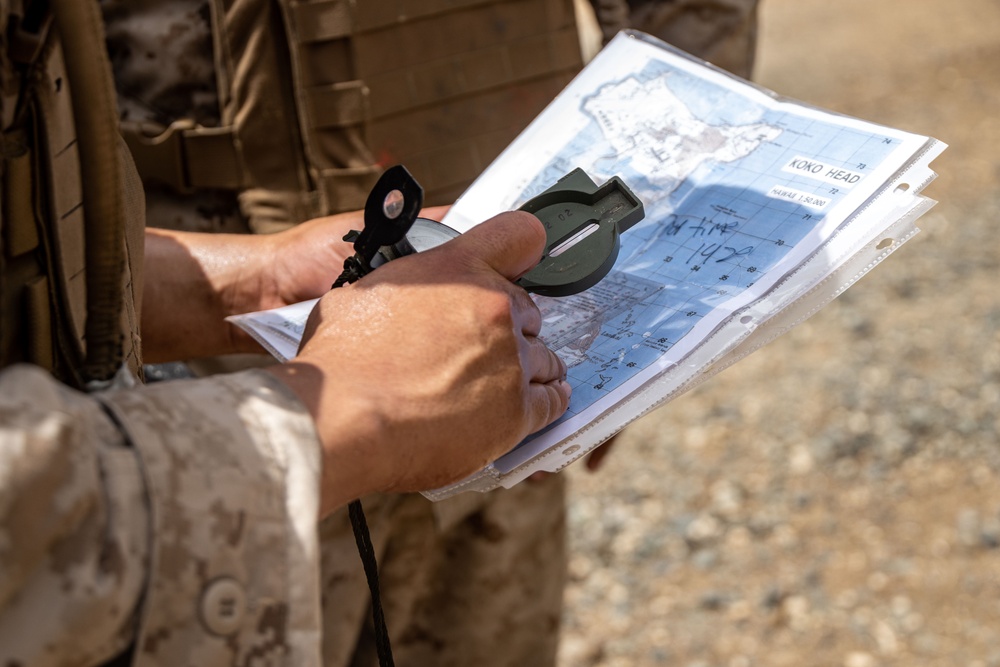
257, 205, 452, 312
141, 207, 448, 362
265, 211, 572, 514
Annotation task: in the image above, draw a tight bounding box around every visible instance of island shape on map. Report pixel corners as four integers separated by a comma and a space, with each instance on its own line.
581, 74, 783, 195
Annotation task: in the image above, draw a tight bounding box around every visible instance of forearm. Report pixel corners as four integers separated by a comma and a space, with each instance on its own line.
142, 228, 268, 363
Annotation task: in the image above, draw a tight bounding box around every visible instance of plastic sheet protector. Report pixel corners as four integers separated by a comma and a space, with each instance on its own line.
230, 31, 945, 500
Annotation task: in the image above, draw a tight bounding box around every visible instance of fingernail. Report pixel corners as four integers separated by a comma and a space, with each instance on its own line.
559, 379, 572, 397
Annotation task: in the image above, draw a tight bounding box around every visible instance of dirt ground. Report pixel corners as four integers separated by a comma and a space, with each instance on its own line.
558, 1, 1000, 666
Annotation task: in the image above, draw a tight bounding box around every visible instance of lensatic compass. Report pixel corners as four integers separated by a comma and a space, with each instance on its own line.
333, 165, 645, 295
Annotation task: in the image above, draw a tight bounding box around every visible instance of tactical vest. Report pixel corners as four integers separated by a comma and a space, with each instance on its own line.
1, 0, 145, 387
121, 0, 584, 233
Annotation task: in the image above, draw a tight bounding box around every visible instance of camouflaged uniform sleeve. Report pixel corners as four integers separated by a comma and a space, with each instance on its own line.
0, 365, 148, 666
0, 365, 324, 667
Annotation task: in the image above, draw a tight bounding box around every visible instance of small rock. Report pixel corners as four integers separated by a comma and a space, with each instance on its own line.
844, 651, 876, 667
699, 591, 729, 611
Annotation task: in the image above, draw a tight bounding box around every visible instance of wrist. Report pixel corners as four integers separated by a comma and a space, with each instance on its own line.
214, 234, 279, 355
142, 229, 273, 362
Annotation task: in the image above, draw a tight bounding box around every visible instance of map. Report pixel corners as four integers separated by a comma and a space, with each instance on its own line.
229, 32, 943, 498
436, 31, 942, 489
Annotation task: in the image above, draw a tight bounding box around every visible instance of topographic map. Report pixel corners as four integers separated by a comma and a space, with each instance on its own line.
492, 56, 911, 439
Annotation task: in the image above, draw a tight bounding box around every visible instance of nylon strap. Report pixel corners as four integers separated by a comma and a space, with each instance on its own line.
121, 121, 246, 193
287, 0, 353, 43
304, 82, 369, 129
278, 0, 380, 216
2, 148, 37, 256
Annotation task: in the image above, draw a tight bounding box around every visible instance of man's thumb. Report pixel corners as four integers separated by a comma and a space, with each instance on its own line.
452, 210, 547, 281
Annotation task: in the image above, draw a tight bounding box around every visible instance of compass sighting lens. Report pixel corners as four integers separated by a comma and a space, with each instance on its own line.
382, 189, 406, 219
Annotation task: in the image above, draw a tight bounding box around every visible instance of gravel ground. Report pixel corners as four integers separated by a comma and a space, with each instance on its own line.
558, 2, 1000, 666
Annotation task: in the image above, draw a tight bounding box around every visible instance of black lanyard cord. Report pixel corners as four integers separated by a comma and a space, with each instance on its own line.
348, 499, 394, 667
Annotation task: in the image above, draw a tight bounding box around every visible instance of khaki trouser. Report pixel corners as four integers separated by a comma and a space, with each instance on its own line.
319, 476, 568, 667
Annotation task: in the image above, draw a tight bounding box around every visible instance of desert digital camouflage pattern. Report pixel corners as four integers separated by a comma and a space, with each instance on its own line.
101, 0, 246, 234
315, 476, 568, 666
0, 366, 323, 666
589, 0, 759, 78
